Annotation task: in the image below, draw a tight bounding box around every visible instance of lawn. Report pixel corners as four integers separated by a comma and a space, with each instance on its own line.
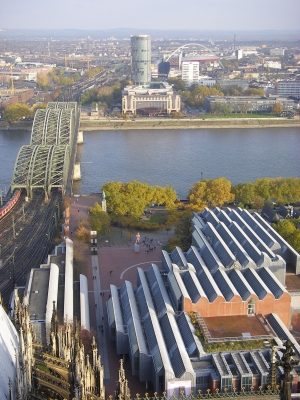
203, 315, 267, 338
199, 113, 277, 119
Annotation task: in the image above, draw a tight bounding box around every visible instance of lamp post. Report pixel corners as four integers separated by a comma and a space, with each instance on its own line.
10, 247, 17, 286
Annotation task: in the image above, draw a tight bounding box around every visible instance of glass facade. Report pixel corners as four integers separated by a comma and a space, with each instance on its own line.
131, 35, 151, 86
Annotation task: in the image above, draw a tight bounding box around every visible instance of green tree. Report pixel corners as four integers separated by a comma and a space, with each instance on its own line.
221, 85, 244, 96
253, 178, 272, 202
272, 219, 300, 253
186, 86, 223, 108
272, 103, 283, 115
240, 182, 255, 205
169, 210, 193, 251
102, 181, 177, 218
168, 78, 186, 92
243, 88, 265, 96
90, 203, 111, 234
271, 178, 300, 204
2, 103, 32, 123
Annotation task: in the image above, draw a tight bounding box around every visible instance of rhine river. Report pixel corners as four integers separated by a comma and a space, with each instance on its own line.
0, 127, 299, 199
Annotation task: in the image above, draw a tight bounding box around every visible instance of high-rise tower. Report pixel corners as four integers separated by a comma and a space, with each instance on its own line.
131, 34, 151, 86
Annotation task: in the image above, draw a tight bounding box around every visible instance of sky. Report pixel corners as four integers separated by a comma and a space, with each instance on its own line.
1, 0, 300, 31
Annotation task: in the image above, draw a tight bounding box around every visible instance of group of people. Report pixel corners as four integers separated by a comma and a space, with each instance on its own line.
143, 236, 156, 253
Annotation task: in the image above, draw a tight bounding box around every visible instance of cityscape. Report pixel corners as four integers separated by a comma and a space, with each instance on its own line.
0, 1, 300, 399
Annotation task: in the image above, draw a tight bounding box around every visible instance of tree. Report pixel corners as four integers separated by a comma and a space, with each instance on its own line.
169, 210, 193, 251
32, 103, 47, 115
188, 178, 234, 209
253, 178, 272, 202
188, 181, 207, 210
205, 178, 234, 207
168, 78, 186, 92
37, 73, 50, 89
221, 85, 244, 96
272, 219, 300, 253
101, 181, 177, 218
272, 103, 283, 115
171, 111, 184, 118
185, 86, 223, 108
90, 202, 111, 234
211, 102, 232, 115
271, 177, 300, 204
2, 103, 32, 123
243, 88, 265, 96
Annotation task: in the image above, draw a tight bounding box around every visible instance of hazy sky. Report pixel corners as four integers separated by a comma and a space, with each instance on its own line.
1, 0, 300, 31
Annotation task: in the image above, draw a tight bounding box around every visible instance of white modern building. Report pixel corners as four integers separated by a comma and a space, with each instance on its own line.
181, 62, 199, 87
276, 80, 300, 98
131, 35, 151, 86
235, 49, 243, 59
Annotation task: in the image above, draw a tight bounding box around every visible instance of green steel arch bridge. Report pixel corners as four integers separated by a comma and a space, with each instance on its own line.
11, 102, 79, 197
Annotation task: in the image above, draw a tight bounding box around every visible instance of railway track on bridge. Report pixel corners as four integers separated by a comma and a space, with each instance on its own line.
0, 190, 61, 306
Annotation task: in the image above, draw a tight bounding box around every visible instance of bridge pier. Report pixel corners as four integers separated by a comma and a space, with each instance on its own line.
77, 131, 84, 144
73, 163, 81, 180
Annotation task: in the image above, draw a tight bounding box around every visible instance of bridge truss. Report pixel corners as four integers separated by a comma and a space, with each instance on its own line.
11, 102, 77, 196
31, 103, 77, 147
11, 145, 70, 196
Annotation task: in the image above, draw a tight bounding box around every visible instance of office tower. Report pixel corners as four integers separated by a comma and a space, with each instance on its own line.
131, 34, 151, 86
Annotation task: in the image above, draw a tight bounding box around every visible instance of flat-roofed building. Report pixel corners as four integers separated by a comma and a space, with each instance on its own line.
122, 82, 181, 115
204, 95, 293, 113
276, 80, 300, 98
182, 62, 199, 87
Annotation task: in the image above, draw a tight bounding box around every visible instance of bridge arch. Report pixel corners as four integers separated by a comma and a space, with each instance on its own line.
165, 43, 223, 68
31, 107, 75, 147
12, 102, 78, 197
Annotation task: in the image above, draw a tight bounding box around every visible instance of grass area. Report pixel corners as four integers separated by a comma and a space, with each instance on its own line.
199, 113, 277, 119
204, 315, 267, 337
204, 339, 268, 353
189, 312, 273, 352
147, 215, 166, 224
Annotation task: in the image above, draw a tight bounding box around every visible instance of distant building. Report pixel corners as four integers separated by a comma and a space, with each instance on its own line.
205, 95, 293, 113
217, 78, 249, 91
264, 61, 281, 70
181, 62, 199, 87
198, 76, 216, 87
236, 49, 243, 59
131, 35, 151, 86
122, 82, 181, 115
270, 48, 285, 56
181, 55, 220, 69
276, 80, 300, 98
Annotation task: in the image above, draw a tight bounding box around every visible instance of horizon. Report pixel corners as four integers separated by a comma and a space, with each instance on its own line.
1, 0, 300, 32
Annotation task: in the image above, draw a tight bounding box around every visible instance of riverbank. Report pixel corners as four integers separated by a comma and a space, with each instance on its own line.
79, 116, 300, 130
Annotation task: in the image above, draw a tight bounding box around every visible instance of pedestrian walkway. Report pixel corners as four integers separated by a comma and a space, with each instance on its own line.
91, 253, 110, 382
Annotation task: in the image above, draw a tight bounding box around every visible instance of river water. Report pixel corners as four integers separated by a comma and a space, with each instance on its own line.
1, 127, 299, 199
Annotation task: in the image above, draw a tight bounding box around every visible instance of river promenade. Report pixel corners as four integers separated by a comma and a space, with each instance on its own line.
79, 115, 300, 130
